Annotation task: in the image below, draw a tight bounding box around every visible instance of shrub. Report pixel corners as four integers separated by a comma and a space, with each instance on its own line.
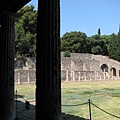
64, 51, 71, 57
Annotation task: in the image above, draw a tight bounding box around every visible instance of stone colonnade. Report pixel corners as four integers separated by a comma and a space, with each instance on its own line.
62, 69, 120, 81
14, 69, 36, 84
14, 68, 120, 84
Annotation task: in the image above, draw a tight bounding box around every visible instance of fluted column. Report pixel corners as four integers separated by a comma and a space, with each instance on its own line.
36, 0, 61, 120
0, 12, 15, 120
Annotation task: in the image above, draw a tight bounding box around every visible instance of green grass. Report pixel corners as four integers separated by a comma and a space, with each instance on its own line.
62, 80, 120, 120
15, 83, 36, 100
15, 80, 120, 120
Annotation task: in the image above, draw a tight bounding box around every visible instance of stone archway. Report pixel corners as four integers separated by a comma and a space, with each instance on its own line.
101, 64, 109, 79
101, 64, 108, 72
111, 68, 116, 76
110, 68, 116, 79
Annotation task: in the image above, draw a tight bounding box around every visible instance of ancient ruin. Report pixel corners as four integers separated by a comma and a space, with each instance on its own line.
14, 52, 120, 84
61, 52, 120, 81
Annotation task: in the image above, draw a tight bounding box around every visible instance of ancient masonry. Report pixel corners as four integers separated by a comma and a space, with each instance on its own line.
14, 52, 120, 84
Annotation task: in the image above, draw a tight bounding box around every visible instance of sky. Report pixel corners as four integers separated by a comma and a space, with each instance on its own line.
27, 0, 38, 10
27, 0, 120, 37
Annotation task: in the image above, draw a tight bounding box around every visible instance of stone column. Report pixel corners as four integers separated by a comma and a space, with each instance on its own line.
84, 72, 86, 81
72, 70, 75, 81
104, 69, 105, 80
111, 69, 113, 79
28, 73, 30, 83
116, 69, 119, 79
116, 70, 120, 79
0, 12, 15, 120
36, 0, 61, 120
18, 73, 21, 84
94, 71, 96, 80
66, 69, 69, 82
79, 72, 81, 81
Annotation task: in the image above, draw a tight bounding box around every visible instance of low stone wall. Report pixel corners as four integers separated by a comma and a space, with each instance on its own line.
14, 69, 118, 84
14, 69, 36, 84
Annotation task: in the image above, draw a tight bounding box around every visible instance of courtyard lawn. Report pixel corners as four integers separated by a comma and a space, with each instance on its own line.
15, 83, 36, 100
15, 80, 120, 120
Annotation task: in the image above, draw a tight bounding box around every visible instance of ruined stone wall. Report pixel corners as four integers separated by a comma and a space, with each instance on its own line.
14, 69, 36, 84
14, 53, 120, 83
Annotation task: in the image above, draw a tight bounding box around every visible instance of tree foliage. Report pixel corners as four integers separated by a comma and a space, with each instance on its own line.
15, 5, 37, 57
109, 33, 120, 61
61, 31, 109, 56
61, 31, 87, 53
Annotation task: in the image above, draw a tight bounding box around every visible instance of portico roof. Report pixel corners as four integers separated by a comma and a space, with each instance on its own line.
0, 0, 31, 12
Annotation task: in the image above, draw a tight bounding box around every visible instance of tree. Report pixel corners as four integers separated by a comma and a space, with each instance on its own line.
15, 5, 37, 57
91, 45, 102, 55
98, 28, 101, 38
100, 35, 111, 55
108, 33, 120, 61
61, 31, 87, 53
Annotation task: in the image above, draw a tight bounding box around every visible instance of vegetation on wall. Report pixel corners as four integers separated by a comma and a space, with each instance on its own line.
64, 51, 71, 57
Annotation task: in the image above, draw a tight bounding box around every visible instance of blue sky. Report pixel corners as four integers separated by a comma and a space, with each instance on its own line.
27, 0, 120, 37
27, 0, 38, 10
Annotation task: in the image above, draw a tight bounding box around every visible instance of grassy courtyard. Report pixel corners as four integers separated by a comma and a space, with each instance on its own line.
15, 80, 120, 120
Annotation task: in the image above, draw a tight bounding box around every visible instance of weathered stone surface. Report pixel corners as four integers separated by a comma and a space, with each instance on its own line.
14, 52, 120, 82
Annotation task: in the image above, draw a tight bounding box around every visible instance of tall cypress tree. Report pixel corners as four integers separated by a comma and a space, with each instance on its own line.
98, 28, 101, 39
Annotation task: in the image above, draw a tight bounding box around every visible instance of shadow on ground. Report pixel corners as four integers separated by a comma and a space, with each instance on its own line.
15, 100, 89, 120
15, 100, 35, 120
62, 113, 89, 120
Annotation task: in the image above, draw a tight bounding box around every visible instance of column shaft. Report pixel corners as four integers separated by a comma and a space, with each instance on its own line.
0, 12, 15, 120
36, 0, 61, 120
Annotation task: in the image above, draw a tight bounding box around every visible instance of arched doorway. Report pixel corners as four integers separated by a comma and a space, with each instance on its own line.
101, 64, 108, 72
110, 68, 116, 79
101, 64, 108, 79
110, 68, 116, 76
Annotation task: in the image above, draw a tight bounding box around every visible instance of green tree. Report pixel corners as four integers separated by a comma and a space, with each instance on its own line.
90, 34, 108, 55
61, 31, 87, 53
15, 5, 37, 57
100, 35, 111, 55
91, 45, 102, 54
98, 28, 101, 38
109, 33, 120, 61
